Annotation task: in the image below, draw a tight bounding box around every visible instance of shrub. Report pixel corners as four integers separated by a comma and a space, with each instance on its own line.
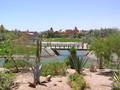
3, 60, 32, 72
112, 72, 120, 90
0, 72, 16, 90
112, 82, 120, 90
67, 48, 88, 73
68, 73, 88, 90
41, 62, 66, 76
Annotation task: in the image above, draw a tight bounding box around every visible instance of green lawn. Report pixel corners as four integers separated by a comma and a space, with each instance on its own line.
43, 38, 81, 42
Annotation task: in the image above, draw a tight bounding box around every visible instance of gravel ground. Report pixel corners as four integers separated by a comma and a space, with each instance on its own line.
83, 69, 113, 90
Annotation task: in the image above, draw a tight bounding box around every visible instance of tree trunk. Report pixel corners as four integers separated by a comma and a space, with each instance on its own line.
11, 56, 19, 72
99, 58, 103, 69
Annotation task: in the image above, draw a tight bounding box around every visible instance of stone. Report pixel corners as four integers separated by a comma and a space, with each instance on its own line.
66, 69, 76, 75
28, 82, 36, 88
89, 64, 97, 72
53, 84, 57, 86
46, 75, 52, 82
58, 79, 62, 82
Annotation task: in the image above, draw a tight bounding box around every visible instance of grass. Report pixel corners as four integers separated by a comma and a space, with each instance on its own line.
3, 60, 32, 72
105, 63, 120, 69
68, 73, 89, 90
41, 62, 67, 76
43, 38, 81, 42
112, 71, 120, 90
0, 72, 16, 90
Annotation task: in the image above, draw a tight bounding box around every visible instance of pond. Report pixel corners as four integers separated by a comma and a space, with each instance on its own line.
0, 50, 97, 67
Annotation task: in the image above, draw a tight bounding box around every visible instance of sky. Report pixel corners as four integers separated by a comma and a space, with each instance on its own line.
0, 0, 120, 31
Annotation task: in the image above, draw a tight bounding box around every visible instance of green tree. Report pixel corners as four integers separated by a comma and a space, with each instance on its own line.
0, 24, 5, 33
90, 38, 112, 69
90, 33, 120, 69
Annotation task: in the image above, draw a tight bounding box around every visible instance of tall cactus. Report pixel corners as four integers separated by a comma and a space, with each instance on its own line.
31, 39, 42, 86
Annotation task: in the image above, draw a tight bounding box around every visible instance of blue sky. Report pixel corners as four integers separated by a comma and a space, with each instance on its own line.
0, 0, 120, 31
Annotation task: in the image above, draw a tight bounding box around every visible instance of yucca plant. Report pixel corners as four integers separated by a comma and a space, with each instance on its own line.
68, 47, 88, 73
69, 56, 88, 74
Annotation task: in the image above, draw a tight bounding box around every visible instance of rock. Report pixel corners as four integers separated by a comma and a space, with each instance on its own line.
46, 75, 52, 82
89, 64, 97, 72
58, 79, 62, 82
28, 82, 36, 88
53, 84, 57, 86
66, 69, 76, 75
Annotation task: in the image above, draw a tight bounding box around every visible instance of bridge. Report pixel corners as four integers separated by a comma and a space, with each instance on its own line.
42, 42, 89, 50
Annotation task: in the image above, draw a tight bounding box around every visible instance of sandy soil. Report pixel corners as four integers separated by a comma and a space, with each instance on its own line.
14, 73, 71, 90
83, 69, 113, 90
13, 69, 113, 90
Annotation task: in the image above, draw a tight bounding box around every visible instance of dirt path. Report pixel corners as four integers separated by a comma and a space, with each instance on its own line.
15, 73, 71, 90
83, 69, 113, 90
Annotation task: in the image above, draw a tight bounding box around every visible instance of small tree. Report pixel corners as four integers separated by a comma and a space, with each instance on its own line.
90, 38, 112, 69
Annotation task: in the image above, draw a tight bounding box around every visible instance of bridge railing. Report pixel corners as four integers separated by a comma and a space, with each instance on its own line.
42, 42, 88, 50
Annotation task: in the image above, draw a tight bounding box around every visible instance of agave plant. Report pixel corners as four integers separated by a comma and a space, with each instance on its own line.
112, 72, 120, 90
113, 72, 120, 82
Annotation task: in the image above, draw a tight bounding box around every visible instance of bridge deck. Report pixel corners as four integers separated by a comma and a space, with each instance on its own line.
51, 47, 89, 50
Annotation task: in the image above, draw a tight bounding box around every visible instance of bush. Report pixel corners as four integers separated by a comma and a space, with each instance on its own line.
112, 72, 120, 90
68, 73, 88, 90
3, 60, 32, 72
41, 62, 66, 76
0, 72, 16, 90
112, 82, 120, 90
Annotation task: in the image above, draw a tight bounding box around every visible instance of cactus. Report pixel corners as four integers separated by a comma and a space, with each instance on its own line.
31, 39, 42, 86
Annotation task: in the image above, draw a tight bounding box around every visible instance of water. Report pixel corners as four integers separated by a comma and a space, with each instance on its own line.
41, 50, 97, 67
0, 50, 97, 66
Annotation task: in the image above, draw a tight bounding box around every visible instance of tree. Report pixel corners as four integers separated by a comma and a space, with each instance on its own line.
0, 40, 20, 72
90, 38, 112, 69
0, 33, 35, 72
90, 33, 120, 69
0, 25, 6, 41
0, 24, 5, 33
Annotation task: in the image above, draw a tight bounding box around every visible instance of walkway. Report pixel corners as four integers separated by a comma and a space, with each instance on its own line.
83, 69, 113, 90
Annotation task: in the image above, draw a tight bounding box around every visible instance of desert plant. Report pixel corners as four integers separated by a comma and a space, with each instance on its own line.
31, 39, 42, 86
68, 73, 88, 90
68, 48, 88, 73
0, 72, 16, 90
3, 60, 32, 72
112, 72, 120, 90
41, 62, 66, 76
